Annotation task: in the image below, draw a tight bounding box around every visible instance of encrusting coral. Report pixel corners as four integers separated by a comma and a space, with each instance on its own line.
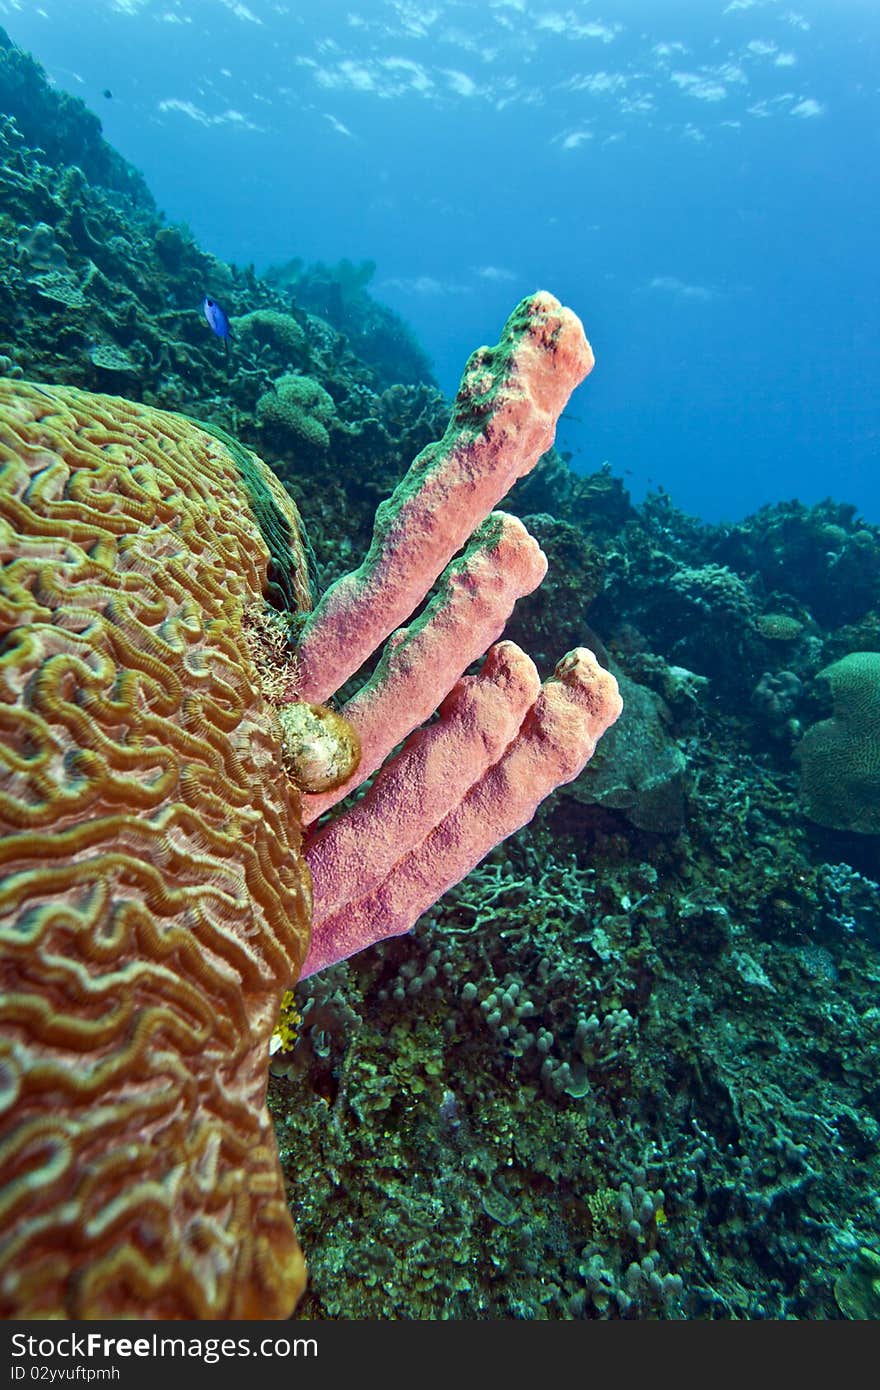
0, 293, 621, 1318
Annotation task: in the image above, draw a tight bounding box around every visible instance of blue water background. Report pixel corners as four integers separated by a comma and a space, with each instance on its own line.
3, 0, 878, 523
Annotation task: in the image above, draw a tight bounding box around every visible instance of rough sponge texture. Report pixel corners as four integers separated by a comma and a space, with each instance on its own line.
798, 652, 880, 834
304, 644, 622, 976
0, 381, 313, 1318
295, 291, 594, 703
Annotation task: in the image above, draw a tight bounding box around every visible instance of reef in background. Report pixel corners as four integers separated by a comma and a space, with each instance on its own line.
1, 25, 879, 1320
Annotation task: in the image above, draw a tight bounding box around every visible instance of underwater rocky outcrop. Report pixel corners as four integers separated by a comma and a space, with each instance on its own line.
2, 23, 880, 1321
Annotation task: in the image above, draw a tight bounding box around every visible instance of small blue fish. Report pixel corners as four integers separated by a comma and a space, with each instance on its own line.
202, 296, 233, 353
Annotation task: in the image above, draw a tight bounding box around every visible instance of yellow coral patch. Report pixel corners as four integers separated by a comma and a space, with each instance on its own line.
271, 988, 302, 1054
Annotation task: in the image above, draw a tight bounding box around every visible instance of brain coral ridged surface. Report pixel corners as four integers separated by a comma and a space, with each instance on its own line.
0, 381, 313, 1318
798, 651, 880, 834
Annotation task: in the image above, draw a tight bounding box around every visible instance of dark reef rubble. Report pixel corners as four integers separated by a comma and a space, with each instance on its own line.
2, 24, 880, 1321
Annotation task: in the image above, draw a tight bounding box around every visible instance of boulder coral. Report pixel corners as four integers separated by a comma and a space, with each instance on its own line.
798, 652, 880, 834
0, 292, 621, 1318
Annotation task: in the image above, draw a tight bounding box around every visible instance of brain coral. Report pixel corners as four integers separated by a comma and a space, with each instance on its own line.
798, 652, 880, 834
0, 380, 314, 1317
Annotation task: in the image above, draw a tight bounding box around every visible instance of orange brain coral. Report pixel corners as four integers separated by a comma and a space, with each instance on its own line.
0, 381, 314, 1318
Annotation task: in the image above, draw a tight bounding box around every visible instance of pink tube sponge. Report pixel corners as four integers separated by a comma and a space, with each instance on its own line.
293, 292, 594, 704
300, 511, 547, 825
283, 291, 620, 976
303, 645, 621, 977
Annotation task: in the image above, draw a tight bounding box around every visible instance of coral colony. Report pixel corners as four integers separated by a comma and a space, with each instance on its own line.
0, 296, 619, 1316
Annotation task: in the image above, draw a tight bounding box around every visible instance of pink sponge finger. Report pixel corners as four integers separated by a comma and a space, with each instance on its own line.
304, 647, 621, 975
301, 641, 541, 974
294, 293, 594, 704
299, 512, 546, 826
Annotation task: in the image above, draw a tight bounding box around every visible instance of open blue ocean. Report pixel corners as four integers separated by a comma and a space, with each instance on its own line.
4, 0, 878, 521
